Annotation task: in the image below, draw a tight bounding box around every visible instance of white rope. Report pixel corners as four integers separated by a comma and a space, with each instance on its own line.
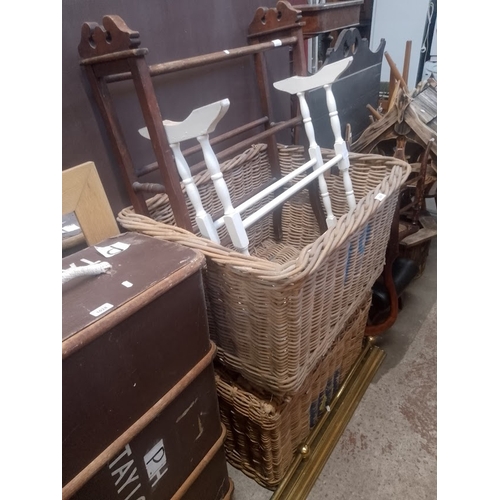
62, 262, 112, 284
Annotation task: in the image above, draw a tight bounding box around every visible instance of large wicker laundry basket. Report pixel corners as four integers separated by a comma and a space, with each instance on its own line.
215, 293, 371, 489
118, 144, 410, 395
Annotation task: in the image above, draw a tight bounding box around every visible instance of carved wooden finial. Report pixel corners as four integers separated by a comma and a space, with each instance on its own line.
248, 1, 303, 37
334, 28, 364, 58
78, 15, 141, 59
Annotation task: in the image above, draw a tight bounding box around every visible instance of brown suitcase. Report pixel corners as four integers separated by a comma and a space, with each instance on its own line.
62, 232, 232, 499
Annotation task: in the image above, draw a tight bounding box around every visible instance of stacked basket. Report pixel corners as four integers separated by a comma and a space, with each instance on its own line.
215, 292, 371, 488
118, 143, 411, 488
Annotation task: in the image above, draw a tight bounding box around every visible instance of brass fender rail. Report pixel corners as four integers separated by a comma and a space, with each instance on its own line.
271, 337, 386, 500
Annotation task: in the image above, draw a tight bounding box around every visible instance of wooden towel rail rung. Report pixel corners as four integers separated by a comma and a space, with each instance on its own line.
132, 182, 165, 194
105, 36, 299, 84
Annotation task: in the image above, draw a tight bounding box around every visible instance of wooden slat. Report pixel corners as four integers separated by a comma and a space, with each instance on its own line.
402, 41, 412, 86
410, 86, 437, 123
400, 227, 437, 247
384, 51, 408, 92
419, 215, 437, 231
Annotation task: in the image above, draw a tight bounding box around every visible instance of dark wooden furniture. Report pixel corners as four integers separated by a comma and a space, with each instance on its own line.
293, 1, 363, 37
62, 232, 232, 500
78, 7, 305, 228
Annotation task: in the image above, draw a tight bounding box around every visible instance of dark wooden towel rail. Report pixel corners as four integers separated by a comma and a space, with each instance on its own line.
78, 1, 361, 236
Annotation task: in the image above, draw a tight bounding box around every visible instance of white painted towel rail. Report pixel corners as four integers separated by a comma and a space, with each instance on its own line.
138, 58, 354, 254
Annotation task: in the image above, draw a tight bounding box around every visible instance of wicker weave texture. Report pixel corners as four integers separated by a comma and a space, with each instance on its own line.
399, 240, 431, 278
215, 294, 371, 489
118, 144, 410, 395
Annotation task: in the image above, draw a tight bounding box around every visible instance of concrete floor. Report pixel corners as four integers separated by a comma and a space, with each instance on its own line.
227, 207, 437, 499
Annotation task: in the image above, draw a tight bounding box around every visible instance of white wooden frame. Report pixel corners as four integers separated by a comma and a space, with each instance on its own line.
138, 59, 355, 254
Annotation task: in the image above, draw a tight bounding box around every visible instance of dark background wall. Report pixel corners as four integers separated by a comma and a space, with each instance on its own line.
62, 0, 294, 217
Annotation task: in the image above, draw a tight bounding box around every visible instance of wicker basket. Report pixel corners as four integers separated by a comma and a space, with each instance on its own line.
399, 239, 432, 278
118, 144, 410, 395
215, 293, 371, 489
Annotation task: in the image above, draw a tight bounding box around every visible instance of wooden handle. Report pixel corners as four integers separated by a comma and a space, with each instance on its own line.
366, 103, 382, 120
388, 80, 400, 112
384, 51, 408, 92
402, 41, 412, 87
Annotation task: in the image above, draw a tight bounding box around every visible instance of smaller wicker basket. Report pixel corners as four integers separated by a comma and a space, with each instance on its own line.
215, 292, 371, 489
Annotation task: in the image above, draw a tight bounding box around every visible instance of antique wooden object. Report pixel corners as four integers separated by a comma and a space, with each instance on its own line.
364, 191, 419, 334
292, 1, 363, 37
399, 138, 435, 223
62, 161, 120, 252
363, 139, 435, 333
352, 79, 437, 158
62, 232, 232, 499
397, 137, 437, 277
352, 77, 437, 230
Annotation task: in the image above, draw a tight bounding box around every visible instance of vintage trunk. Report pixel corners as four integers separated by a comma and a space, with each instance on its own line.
62, 232, 232, 499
